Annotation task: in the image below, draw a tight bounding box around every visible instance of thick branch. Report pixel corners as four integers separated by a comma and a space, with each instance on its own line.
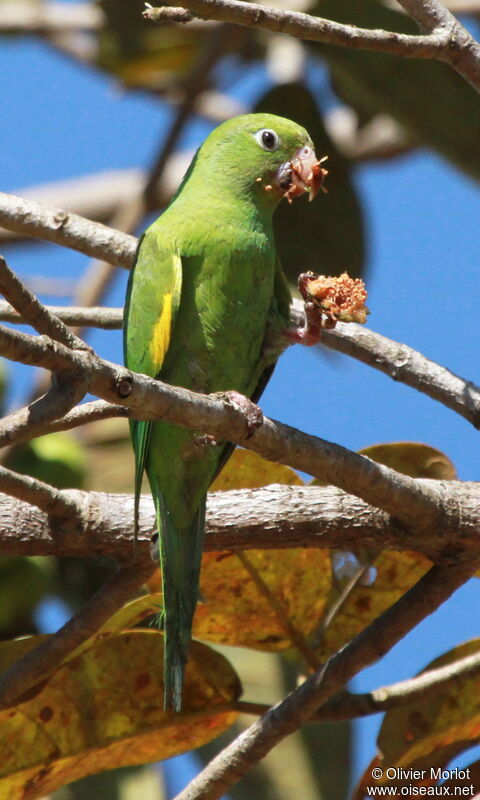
145, 0, 480, 91
172, 562, 475, 800
0, 323, 447, 531
0, 481, 477, 563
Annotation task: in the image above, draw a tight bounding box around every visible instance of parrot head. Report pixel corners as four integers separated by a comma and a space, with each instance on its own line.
186, 113, 327, 211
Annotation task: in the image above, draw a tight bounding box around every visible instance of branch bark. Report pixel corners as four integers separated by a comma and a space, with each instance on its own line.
0, 302, 124, 329
0, 191, 136, 267
2, 192, 480, 431
0, 480, 477, 563
145, 0, 480, 92
0, 322, 447, 532
315, 648, 480, 721
0, 256, 87, 351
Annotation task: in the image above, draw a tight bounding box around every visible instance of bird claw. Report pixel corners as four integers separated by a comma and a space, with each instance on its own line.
216, 390, 263, 438
285, 271, 341, 346
285, 298, 324, 346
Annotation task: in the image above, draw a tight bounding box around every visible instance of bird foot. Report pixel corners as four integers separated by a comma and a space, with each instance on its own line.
286, 268, 340, 345
285, 299, 325, 346
217, 390, 263, 438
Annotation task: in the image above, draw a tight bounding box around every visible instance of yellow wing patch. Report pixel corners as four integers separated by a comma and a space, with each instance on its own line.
150, 292, 173, 373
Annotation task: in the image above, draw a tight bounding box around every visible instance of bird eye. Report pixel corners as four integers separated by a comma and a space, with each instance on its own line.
255, 129, 280, 151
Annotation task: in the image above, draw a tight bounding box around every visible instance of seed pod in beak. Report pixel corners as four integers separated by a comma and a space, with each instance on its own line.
276, 146, 328, 204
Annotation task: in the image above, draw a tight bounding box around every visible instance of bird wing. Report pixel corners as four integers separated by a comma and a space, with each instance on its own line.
124, 233, 183, 538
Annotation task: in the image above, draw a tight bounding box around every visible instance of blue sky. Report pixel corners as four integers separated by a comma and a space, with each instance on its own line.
1, 23, 480, 796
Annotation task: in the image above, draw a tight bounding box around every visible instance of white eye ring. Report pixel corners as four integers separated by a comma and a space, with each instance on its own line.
254, 128, 280, 151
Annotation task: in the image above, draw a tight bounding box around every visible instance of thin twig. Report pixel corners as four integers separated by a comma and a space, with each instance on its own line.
311, 562, 371, 649
0, 561, 155, 710
171, 562, 475, 800
0, 464, 81, 519
0, 256, 87, 350
145, 0, 480, 92
0, 302, 123, 329
235, 648, 480, 721
314, 648, 480, 720
236, 551, 320, 671
0, 396, 125, 451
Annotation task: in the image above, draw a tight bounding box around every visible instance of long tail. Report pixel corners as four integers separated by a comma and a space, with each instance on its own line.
153, 482, 206, 711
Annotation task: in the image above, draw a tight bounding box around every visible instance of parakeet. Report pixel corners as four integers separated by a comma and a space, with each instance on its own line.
124, 113, 323, 711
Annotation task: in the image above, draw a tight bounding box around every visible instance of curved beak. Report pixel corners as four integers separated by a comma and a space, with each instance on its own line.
276, 146, 328, 204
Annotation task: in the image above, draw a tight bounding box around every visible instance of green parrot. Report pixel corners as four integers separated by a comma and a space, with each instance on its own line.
124, 113, 324, 711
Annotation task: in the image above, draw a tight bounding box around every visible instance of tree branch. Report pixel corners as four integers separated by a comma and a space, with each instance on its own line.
0, 256, 87, 350
314, 309, 480, 430
0, 479, 478, 562
0, 393, 124, 451
0, 323, 447, 532
0, 191, 136, 268
172, 561, 475, 800
0, 464, 82, 520
2, 291, 480, 433
0, 302, 124, 329
0, 560, 156, 710
237, 646, 480, 720
145, 0, 480, 92
315, 648, 480, 721
2, 192, 479, 431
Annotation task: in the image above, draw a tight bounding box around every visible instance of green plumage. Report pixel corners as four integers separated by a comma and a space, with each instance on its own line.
124, 113, 316, 710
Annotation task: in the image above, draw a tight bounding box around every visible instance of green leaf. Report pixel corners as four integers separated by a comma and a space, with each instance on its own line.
310, 0, 480, 181
0, 557, 53, 636
255, 82, 365, 285
5, 432, 87, 489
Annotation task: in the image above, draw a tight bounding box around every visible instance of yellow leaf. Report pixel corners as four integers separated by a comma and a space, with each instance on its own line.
359, 442, 457, 480
211, 448, 303, 491
194, 548, 331, 652
316, 551, 431, 661
378, 639, 480, 771
0, 631, 239, 799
